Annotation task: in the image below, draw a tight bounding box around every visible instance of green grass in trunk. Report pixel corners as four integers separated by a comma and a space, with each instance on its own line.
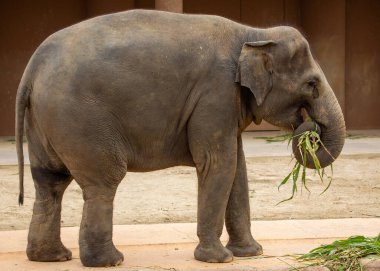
278, 130, 333, 204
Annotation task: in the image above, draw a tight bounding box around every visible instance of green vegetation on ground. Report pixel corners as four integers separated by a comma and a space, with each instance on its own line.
297, 234, 380, 271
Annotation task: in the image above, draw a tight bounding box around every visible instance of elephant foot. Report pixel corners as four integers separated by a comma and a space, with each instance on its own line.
27, 241, 72, 262
226, 238, 263, 257
194, 241, 233, 263
80, 242, 124, 267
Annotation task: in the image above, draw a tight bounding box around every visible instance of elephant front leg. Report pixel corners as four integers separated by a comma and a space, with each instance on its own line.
78, 185, 124, 267
225, 136, 263, 257
192, 142, 237, 263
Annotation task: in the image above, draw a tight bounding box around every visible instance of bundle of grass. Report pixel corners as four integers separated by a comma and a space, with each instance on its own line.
278, 121, 335, 204
298, 234, 380, 270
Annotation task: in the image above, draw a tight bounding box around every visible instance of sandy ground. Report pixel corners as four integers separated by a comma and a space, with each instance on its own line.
1, 153, 379, 231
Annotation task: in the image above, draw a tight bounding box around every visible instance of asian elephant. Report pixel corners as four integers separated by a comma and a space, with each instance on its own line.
15, 9, 345, 267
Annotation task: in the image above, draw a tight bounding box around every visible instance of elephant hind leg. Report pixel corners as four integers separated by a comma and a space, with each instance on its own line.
72, 170, 125, 267
27, 167, 73, 262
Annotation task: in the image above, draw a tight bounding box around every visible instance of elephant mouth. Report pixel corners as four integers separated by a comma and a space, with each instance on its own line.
294, 106, 326, 130
299, 107, 313, 124
293, 107, 313, 130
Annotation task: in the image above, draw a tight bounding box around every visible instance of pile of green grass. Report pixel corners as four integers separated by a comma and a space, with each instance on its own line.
297, 234, 380, 270
277, 129, 333, 204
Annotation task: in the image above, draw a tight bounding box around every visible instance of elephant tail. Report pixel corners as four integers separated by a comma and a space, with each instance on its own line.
15, 84, 31, 206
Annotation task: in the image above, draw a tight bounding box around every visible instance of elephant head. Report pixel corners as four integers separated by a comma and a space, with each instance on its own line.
236, 26, 345, 168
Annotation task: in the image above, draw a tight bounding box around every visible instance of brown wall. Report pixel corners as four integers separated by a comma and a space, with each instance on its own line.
1, 0, 379, 135
0, 1, 85, 136
345, 0, 380, 129
184, 0, 240, 21
241, 0, 300, 27
85, 0, 135, 17
155, 0, 183, 13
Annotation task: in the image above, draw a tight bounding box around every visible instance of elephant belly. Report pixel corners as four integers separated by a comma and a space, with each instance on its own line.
126, 153, 195, 172
124, 133, 195, 172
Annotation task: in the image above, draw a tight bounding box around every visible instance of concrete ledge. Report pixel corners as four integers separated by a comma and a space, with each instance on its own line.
0, 218, 379, 270
2, 218, 379, 253
361, 256, 380, 271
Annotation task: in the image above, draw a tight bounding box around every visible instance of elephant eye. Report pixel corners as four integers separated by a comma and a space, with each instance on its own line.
307, 80, 317, 89
306, 78, 319, 98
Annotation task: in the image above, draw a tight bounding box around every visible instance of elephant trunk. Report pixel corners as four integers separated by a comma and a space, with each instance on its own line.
292, 91, 346, 169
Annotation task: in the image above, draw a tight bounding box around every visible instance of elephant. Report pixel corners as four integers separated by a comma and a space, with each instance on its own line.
15, 9, 345, 267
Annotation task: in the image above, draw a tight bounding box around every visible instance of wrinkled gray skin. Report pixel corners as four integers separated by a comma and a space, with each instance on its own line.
15, 10, 345, 267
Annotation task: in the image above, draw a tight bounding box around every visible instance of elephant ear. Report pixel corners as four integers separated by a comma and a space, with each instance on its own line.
235, 41, 276, 106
